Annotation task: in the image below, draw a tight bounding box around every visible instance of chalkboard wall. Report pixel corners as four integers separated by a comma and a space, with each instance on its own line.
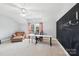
56, 3, 79, 56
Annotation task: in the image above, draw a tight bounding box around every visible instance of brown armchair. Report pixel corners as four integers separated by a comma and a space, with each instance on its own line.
11, 32, 26, 42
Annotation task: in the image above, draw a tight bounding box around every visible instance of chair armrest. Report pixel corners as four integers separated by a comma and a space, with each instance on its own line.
11, 34, 16, 39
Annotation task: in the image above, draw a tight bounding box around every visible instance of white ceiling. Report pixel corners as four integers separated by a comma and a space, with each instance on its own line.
7, 3, 76, 17
0, 3, 76, 23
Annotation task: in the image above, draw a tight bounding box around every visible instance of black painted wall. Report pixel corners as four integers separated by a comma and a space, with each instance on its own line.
56, 3, 79, 56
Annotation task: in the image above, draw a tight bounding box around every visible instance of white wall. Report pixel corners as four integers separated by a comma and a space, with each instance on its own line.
0, 15, 19, 40
0, 4, 27, 41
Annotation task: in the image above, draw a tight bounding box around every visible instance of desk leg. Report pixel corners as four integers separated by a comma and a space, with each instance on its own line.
0, 40, 1, 44
50, 37, 52, 46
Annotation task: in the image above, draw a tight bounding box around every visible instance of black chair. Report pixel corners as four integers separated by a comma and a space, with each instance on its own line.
35, 31, 44, 44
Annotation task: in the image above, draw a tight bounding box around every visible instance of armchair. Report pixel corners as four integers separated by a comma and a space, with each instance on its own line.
11, 32, 26, 42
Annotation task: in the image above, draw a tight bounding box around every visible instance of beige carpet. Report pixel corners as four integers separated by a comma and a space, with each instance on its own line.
0, 38, 69, 56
